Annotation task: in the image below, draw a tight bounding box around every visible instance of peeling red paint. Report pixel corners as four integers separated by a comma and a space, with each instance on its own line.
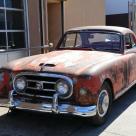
0, 71, 12, 98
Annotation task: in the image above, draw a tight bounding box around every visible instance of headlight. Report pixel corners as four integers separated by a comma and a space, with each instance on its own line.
14, 76, 26, 91
56, 80, 72, 99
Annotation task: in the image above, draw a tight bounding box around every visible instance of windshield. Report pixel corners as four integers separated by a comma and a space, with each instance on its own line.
59, 31, 122, 52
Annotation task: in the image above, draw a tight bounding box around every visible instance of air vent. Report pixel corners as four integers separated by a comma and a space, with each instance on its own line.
39, 63, 56, 67
44, 64, 56, 67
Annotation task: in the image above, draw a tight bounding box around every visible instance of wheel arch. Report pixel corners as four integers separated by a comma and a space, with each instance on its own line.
104, 78, 115, 100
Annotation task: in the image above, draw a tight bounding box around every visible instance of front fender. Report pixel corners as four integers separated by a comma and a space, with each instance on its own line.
0, 70, 13, 98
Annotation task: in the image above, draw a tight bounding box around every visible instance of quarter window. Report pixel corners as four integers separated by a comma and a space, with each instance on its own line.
0, 0, 27, 51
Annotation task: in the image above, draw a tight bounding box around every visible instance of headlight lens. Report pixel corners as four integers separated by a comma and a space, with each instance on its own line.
56, 80, 72, 99
14, 76, 26, 91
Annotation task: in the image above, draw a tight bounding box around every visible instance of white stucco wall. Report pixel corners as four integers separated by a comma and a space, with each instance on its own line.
106, 0, 134, 15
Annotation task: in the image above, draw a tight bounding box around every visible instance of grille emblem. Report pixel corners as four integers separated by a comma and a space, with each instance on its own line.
36, 82, 43, 90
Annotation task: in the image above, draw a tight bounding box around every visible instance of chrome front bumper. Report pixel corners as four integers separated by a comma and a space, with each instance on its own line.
10, 91, 97, 117
10, 100, 96, 117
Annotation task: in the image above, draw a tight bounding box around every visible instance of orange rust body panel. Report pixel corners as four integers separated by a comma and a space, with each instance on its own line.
1, 26, 136, 105
0, 71, 12, 98
1, 49, 136, 104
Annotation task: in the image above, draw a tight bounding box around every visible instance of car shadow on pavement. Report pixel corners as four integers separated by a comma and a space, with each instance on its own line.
0, 86, 136, 136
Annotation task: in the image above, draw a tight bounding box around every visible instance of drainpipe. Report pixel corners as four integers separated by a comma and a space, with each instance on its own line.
44, 0, 49, 45
39, 0, 44, 53
39, 0, 48, 53
61, 0, 64, 35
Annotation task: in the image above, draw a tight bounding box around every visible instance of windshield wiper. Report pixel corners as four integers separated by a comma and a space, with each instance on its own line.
82, 47, 96, 51
104, 48, 119, 51
95, 48, 120, 52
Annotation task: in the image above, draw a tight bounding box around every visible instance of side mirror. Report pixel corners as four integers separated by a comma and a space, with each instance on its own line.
49, 43, 54, 48
42, 43, 54, 53
48, 43, 54, 52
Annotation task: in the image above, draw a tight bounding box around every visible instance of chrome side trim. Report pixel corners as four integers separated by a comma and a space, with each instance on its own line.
115, 80, 136, 99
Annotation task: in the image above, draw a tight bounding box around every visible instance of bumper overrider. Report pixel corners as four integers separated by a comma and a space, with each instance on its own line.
10, 91, 97, 117
10, 72, 97, 117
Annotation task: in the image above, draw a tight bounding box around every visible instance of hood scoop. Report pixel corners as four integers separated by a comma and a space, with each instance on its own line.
39, 63, 56, 71
44, 63, 56, 67
39, 63, 56, 68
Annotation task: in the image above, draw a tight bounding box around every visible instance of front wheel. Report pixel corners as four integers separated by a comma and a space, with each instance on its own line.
91, 82, 113, 125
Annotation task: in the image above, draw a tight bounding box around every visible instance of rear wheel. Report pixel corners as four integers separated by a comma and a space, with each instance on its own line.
91, 82, 113, 125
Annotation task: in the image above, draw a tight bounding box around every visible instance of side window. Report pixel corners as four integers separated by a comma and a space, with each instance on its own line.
125, 34, 132, 49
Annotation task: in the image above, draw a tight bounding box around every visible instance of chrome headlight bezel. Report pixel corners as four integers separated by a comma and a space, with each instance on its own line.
56, 79, 73, 99
14, 76, 27, 92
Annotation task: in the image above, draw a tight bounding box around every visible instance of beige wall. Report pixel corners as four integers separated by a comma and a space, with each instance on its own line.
48, 3, 62, 47
27, 0, 41, 55
27, 0, 62, 54
64, 0, 105, 31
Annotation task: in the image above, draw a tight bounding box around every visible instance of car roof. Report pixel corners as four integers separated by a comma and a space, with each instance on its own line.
68, 26, 134, 35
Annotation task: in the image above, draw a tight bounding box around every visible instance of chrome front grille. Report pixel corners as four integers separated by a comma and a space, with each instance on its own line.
24, 75, 59, 99
27, 80, 56, 92
13, 72, 73, 100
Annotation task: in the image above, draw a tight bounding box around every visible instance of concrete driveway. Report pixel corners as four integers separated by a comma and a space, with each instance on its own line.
0, 86, 136, 136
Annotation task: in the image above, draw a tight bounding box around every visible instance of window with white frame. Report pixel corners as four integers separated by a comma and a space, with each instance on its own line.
0, 0, 27, 51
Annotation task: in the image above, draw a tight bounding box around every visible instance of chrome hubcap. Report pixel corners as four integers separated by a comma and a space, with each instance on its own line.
97, 90, 109, 117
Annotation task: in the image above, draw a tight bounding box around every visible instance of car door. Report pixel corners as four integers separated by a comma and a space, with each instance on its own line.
0, 70, 11, 107
124, 33, 136, 85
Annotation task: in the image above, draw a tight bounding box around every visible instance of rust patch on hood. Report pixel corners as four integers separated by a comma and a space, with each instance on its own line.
3, 50, 120, 75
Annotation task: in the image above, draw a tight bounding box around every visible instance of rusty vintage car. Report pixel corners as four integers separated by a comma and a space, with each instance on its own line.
0, 26, 136, 125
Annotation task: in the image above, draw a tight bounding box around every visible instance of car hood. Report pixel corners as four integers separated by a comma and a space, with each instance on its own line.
3, 50, 121, 75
